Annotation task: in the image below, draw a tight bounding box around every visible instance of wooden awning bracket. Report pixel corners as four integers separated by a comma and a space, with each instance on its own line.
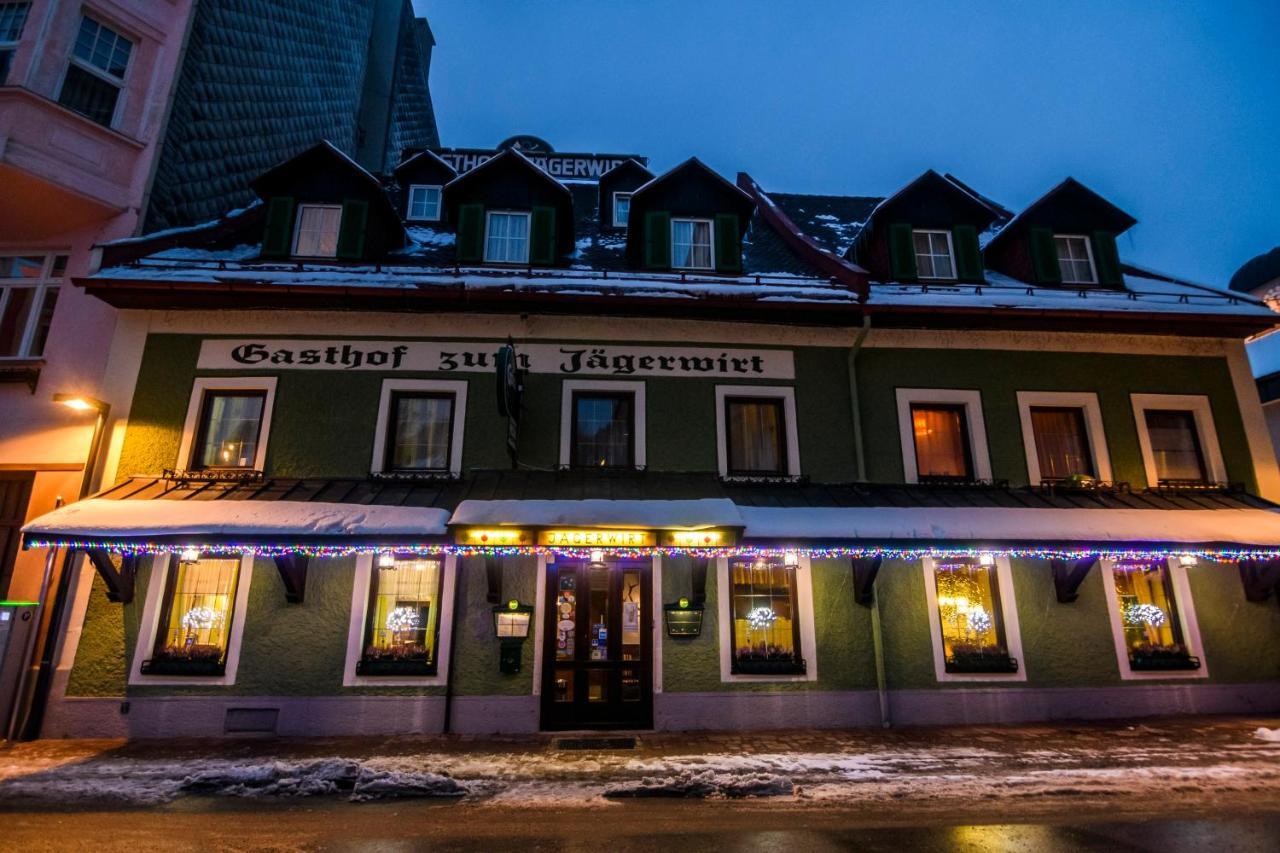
852, 556, 882, 606
1238, 559, 1280, 603
273, 554, 308, 603
82, 549, 138, 603
1051, 557, 1098, 603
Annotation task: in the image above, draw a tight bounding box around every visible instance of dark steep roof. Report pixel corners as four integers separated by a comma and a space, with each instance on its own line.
766, 192, 880, 256
1230, 246, 1280, 294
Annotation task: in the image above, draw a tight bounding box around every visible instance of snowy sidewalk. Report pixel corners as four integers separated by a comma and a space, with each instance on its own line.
1, 716, 1278, 812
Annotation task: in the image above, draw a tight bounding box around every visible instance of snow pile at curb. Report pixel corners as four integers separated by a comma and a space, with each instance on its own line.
1255, 728, 1280, 743
603, 770, 794, 799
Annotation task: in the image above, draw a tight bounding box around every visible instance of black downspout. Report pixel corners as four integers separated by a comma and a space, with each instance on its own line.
440, 555, 466, 734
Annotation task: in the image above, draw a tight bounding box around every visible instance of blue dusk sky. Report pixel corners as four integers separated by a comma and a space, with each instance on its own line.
415, 1, 1279, 288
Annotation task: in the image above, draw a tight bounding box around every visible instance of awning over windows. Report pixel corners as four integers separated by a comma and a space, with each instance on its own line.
449, 498, 742, 531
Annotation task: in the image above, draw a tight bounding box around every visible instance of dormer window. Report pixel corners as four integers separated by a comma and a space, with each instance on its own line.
407, 185, 442, 222
292, 204, 342, 258
913, 230, 956, 280
1055, 235, 1097, 285
484, 211, 531, 264
672, 218, 714, 270
612, 193, 632, 228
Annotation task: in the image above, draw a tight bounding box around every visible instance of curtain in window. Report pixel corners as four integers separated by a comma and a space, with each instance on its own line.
155, 557, 240, 662
911, 404, 971, 478
294, 206, 342, 257
390, 395, 452, 470
933, 559, 1005, 658
197, 393, 265, 468
365, 558, 442, 663
730, 558, 798, 666
1112, 561, 1184, 655
1030, 406, 1093, 480
1144, 409, 1207, 483
672, 220, 712, 268
727, 399, 783, 474
486, 213, 530, 263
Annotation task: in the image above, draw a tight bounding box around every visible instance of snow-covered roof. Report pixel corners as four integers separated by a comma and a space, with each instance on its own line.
450, 499, 743, 530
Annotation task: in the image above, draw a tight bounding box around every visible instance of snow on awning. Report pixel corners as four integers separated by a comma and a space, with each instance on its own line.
449, 499, 743, 531
22, 498, 451, 542
738, 506, 1280, 548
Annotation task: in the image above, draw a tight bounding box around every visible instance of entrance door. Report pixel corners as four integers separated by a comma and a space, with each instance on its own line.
0, 473, 34, 597
541, 558, 652, 730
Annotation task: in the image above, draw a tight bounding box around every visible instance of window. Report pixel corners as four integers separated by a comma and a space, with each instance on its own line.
1102, 558, 1206, 679
484, 211, 531, 263
671, 218, 713, 270
612, 192, 632, 228
929, 557, 1018, 674
728, 556, 804, 675
144, 554, 242, 676
358, 555, 444, 676
571, 391, 634, 468
57, 15, 133, 127
0, 254, 65, 359
1016, 392, 1112, 486
0, 2, 30, 83
384, 392, 454, 472
1055, 235, 1097, 285
407, 185, 442, 222
725, 397, 786, 476
910, 404, 973, 480
192, 390, 267, 470
913, 230, 955, 280
292, 204, 342, 258
1131, 394, 1225, 488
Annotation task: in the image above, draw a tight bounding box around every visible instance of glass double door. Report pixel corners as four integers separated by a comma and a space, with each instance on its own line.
541, 559, 652, 730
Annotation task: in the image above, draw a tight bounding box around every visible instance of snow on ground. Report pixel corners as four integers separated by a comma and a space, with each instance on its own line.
1256, 728, 1280, 743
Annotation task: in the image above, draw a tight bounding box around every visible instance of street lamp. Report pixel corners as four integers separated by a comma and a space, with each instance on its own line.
52, 394, 110, 499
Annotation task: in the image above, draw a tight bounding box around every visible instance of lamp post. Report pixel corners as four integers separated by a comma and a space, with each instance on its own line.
17, 394, 112, 740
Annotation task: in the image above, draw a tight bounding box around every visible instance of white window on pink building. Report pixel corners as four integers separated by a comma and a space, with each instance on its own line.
57, 14, 134, 127
0, 3, 31, 84
0, 254, 65, 359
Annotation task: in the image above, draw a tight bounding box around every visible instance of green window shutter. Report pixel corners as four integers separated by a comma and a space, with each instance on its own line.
1029, 227, 1062, 284
1091, 231, 1123, 286
530, 206, 557, 265
714, 213, 742, 272
456, 203, 484, 263
888, 223, 917, 281
644, 210, 671, 269
335, 199, 369, 260
260, 196, 295, 258
952, 224, 983, 281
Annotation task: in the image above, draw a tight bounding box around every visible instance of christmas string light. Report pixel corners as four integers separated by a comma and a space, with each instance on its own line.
1124, 603, 1168, 628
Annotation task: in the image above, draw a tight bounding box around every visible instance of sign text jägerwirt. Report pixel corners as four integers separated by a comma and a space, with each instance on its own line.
197, 340, 795, 379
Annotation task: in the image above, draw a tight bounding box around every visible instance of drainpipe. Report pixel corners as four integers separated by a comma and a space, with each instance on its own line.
871, 586, 890, 728
440, 554, 465, 734
848, 316, 872, 481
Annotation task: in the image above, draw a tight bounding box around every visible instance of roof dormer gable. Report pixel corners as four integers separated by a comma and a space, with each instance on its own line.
393, 149, 458, 225
598, 159, 654, 231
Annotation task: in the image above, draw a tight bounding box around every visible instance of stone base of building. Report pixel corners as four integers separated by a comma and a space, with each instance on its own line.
40, 683, 1280, 739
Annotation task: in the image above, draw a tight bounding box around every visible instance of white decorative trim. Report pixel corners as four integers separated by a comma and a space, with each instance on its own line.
1224, 342, 1280, 501
1099, 557, 1208, 681
558, 379, 647, 468
714, 385, 801, 478
406, 185, 443, 222
369, 378, 468, 475
1055, 233, 1098, 285
175, 376, 276, 471
895, 388, 992, 483
342, 553, 457, 687
670, 217, 715, 270
483, 210, 532, 264
716, 555, 818, 683
921, 556, 1027, 683
1129, 393, 1227, 487
652, 554, 664, 694
130, 553, 254, 687
612, 192, 631, 228
913, 229, 956, 281
1015, 391, 1113, 485
291, 203, 343, 259
531, 553, 547, 696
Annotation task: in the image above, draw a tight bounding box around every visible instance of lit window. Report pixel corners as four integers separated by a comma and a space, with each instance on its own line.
1029, 406, 1094, 481
910, 403, 973, 480
56, 15, 133, 127
193, 390, 266, 469
729, 557, 804, 675
0, 2, 31, 83
1110, 561, 1198, 670
671, 219, 713, 269
571, 391, 634, 467
725, 397, 786, 476
913, 230, 955, 280
931, 558, 1015, 673
385, 392, 454, 472
359, 556, 443, 676
292, 204, 342, 258
145, 555, 241, 676
1144, 409, 1207, 484
484, 211, 531, 263
0, 254, 60, 359
1055, 235, 1096, 284
612, 192, 632, 228
407, 185, 442, 221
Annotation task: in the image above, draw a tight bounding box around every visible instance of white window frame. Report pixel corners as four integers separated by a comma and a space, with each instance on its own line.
671, 217, 715, 270
921, 556, 1027, 683
716, 554, 818, 683
714, 385, 801, 478
559, 379, 646, 469
176, 376, 277, 472
0, 253, 63, 360
0, 3, 29, 78
1055, 234, 1098, 285
1130, 393, 1227, 487
291, 203, 343, 259
342, 552, 458, 687
1099, 557, 1208, 681
913, 229, 956, 280
483, 210, 532, 264
1015, 391, 1113, 485
895, 388, 992, 483
370, 378, 467, 476
59, 13, 134, 128
129, 552, 254, 686
406, 184, 442, 222
612, 192, 632, 228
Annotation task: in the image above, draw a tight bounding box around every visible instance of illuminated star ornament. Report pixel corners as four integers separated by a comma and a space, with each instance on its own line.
1123, 603, 1167, 628
746, 607, 778, 630
967, 607, 993, 634
180, 607, 223, 631
386, 606, 420, 633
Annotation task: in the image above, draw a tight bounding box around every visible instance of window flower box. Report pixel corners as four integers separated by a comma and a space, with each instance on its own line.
945, 647, 1019, 674
731, 655, 807, 676
357, 644, 437, 677
1129, 644, 1201, 672
141, 645, 226, 677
